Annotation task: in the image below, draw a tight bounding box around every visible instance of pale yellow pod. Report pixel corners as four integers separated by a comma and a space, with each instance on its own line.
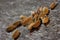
43, 7, 49, 15
27, 23, 35, 30
12, 30, 21, 39
22, 16, 33, 26
42, 16, 49, 24
28, 20, 40, 30
39, 7, 49, 19
50, 2, 56, 9
33, 20, 40, 28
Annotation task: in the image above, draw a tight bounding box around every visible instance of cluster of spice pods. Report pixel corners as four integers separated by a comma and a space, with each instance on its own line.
6, 2, 57, 40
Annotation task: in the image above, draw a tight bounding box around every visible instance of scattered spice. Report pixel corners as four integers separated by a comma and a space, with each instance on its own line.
6, 1, 58, 39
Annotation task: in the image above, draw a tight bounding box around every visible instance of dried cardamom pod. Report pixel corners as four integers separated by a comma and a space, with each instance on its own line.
27, 23, 35, 30
12, 30, 21, 40
41, 15, 49, 24
50, 2, 56, 9
33, 20, 41, 28
43, 7, 49, 15
22, 16, 33, 26
6, 25, 16, 32
6, 20, 22, 32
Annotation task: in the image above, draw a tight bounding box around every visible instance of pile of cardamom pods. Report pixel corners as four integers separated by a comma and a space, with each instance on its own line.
6, 2, 57, 40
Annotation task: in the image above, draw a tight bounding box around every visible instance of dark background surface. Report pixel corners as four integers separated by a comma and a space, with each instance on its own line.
0, 0, 60, 40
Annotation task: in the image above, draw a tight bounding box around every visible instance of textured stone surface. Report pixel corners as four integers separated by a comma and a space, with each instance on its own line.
0, 0, 60, 40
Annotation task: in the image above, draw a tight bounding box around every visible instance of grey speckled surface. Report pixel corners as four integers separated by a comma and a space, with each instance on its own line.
0, 0, 60, 40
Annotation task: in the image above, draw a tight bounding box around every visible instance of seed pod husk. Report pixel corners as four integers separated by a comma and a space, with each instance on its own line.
12, 30, 21, 40
27, 23, 35, 31
33, 20, 40, 28
6, 20, 22, 32
50, 2, 56, 9
41, 16, 49, 24
43, 7, 49, 15
22, 16, 33, 26
6, 25, 16, 32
